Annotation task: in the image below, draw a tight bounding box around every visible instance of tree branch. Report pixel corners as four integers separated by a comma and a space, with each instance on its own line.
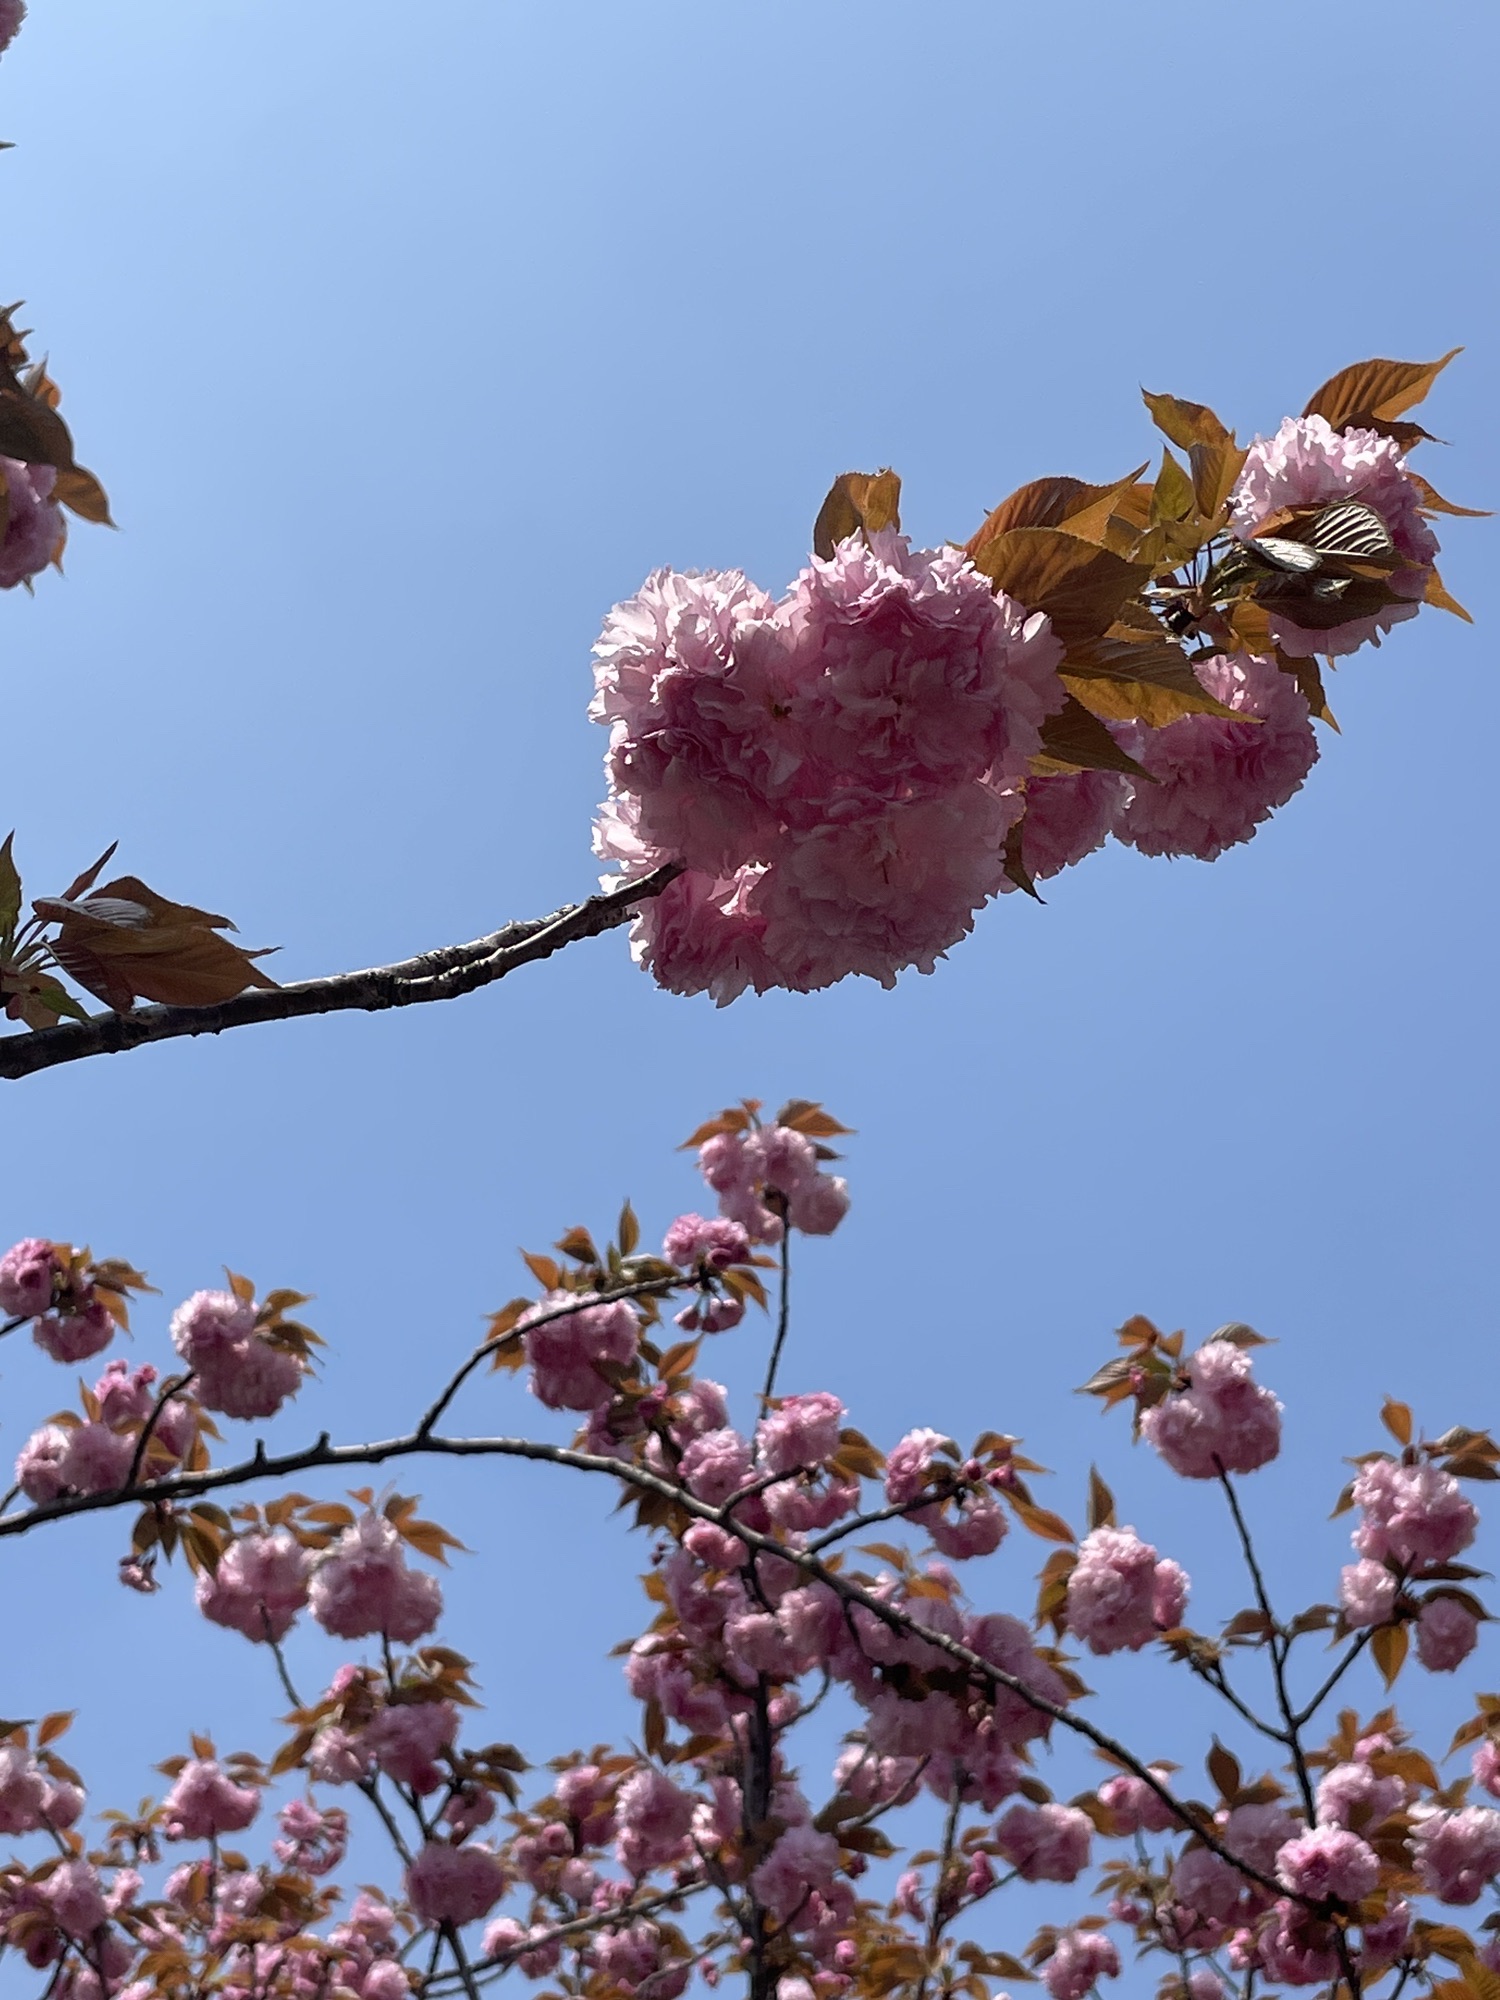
0, 1418, 1298, 1907
0, 865, 682, 1084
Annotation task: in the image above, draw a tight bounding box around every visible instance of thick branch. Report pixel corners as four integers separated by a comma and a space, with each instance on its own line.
0, 865, 682, 1084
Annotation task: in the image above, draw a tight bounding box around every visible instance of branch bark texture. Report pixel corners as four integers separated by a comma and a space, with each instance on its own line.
0, 865, 680, 1083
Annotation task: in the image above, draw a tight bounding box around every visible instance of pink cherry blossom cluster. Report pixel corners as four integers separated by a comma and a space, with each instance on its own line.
1229, 415, 1439, 657
0, 1, 24, 58
169, 1287, 306, 1420
1063, 1524, 1189, 1654
15, 1357, 198, 1503
591, 532, 1067, 1001
694, 1117, 850, 1243
1139, 1334, 1283, 1478
0, 1237, 119, 1363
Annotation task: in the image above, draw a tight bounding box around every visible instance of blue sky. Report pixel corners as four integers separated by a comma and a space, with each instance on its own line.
1, 0, 1496, 1976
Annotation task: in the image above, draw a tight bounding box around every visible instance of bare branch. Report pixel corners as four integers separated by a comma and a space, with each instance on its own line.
0, 865, 682, 1084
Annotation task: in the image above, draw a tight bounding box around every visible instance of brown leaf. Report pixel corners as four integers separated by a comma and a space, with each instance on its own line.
33, 871, 279, 1012
1381, 1397, 1414, 1447
1425, 565, 1473, 622
812, 469, 901, 561
1302, 350, 1462, 431
1086, 1467, 1114, 1532
1371, 1622, 1409, 1689
49, 464, 113, 527
1408, 470, 1490, 519
1033, 696, 1149, 778
1207, 1740, 1242, 1803
967, 467, 1148, 547
1141, 389, 1233, 451
966, 527, 1150, 645
1062, 634, 1234, 726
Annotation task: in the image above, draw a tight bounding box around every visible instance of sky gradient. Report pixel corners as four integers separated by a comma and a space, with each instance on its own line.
1, 0, 1496, 1980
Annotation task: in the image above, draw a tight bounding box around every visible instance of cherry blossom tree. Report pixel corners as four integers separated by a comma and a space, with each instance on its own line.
2, 11, 1497, 2000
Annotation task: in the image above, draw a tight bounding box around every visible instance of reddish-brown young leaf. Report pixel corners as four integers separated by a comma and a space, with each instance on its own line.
34, 873, 279, 1011
1302, 350, 1462, 431
965, 467, 1148, 548
1033, 696, 1149, 778
1086, 1467, 1115, 1532
1408, 469, 1490, 519
1141, 389, 1233, 452
967, 528, 1151, 646
1425, 566, 1473, 621
1381, 1397, 1414, 1447
1371, 1622, 1409, 1689
812, 469, 901, 560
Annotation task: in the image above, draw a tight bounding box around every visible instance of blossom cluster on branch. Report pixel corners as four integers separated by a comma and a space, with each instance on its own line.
590, 357, 1478, 1001
2, 1101, 1499, 2000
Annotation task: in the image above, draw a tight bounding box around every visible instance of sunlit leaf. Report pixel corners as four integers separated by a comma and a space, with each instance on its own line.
1141, 389, 1233, 451
1302, 350, 1461, 431
1425, 565, 1473, 621
967, 528, 1150, 646
33, 873, 278, 1012
812, 469, 901, 560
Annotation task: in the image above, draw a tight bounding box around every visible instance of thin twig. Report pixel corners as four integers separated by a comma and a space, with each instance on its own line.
759, 1225, 792, 1410
414, 1277, 681, 1439
125, 1370, 196, 1489
0, 865, 682, 1084
1291, 1631, 1374, 1731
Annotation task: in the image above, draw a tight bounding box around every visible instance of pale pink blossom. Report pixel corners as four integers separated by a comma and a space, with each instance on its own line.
786, 1172, 850, 1236
1339, 1557, 1398, 1627
926, 1488, 1008, 1560
0, 1745, 46, 1834
1223, 1801, 1302, 1876
195, 1529, 311, 1643
1042, 1930, 1120, 2000
1259, 1902, 1341, 1985
962, 1611, 1073, 1745
1230, 414, 1438, 656
308, 1511, 443, 1642
678, 1427, 753, 1507
1276, 1824, 1379, 1902
482, 1917, 563, 1977
615, 1768, 696, 1875
1115, 654, 1317, 862
523, 1292, 640, 1411
1472, 1739, 1500, 1799
589, 1919, 690, 1998
15, 1424, 70, 1502
885, 1429, 951, 1505
993, 1802, 1092, 1882
59, 1421, 134, 1494
404, 1843, 506, 1926
997, 770, 1128, 886
1065, 1526, 1188, 1653
0, 459, 63, 589
1361, 1897, 1412, 1966
1416, 1595, 1480, 1671
1351, 1458, 1477, 1569
750, 1823, 841, 1921
44, 1859, 107, 1940
309, 1725, 373, 1786
1097, 1768, 1177, 1835
662, 1214, 749, 1271
1315, 1760, 1404, 1831
780, 532, 1065, 801
272, 1798, 349, 1876
1171, 1845, 1243, 1923
1140, 1337, 1281, 1478
0, 1238, 57, 1317
32, 1302, 115, 1364
169, 1288, 304, 1419
1410, 1806, 1500, 1903
162, 1760, 260, 1840
757, 1392, 844, 1475
364, 1701, 457, 1794
0, 3, 26, 57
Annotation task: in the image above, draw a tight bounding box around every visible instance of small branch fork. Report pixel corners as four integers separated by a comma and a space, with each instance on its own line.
0, 864, 682, 1084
